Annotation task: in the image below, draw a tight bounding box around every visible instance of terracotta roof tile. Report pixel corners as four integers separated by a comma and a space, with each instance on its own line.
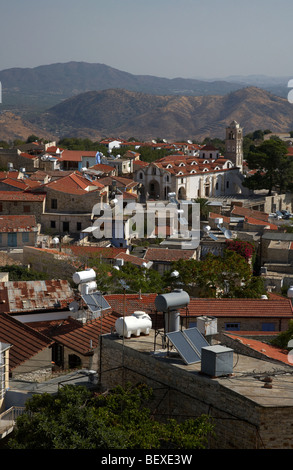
144, 248, 195, 262
68, 246, 128, 259
187, 298, 293, 318
0, 280, 75, 314
0, 191, 46, 201
0, 313, 53, 371
226, 333, 293, 366
114, 252, 150, 266
231, 205, 269, 221
245, 216, 278, 230
0, 215, 37, 232
44, 173, 104, 195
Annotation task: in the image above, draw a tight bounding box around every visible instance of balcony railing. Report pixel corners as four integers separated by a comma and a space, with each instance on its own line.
0, 406, 26, 439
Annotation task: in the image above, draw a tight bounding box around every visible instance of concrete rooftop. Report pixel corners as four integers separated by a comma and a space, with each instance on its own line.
104, 328, 293, 408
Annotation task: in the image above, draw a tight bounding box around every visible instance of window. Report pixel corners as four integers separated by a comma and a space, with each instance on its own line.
22, 232, 29, 243
76, 222, 82, 231
226, 181, 229, 188
51, 199, 57, 209
23, 205, 31, 213
0, 203, 2, 212
262, 323, 275, 332
225, 323, 240, 331
139, 172, 143, 180
51, 220, 56, 229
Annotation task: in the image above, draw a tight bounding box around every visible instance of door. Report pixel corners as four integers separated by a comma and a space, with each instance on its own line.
8, 233, 17, 247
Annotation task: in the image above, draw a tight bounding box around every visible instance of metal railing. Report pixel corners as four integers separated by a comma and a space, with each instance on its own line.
0, 406, 26, 438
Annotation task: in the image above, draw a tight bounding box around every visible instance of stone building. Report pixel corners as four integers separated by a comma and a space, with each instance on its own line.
32, 172, 107, 236
0, 191, 46, 223
99, 329, 293, 449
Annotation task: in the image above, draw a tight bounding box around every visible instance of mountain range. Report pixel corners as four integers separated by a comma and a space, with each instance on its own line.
0, 61, 292, 142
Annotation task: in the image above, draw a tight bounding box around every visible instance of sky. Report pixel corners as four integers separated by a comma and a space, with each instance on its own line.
0, 0, 292, 79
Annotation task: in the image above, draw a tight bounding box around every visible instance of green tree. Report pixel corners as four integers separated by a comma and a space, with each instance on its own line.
164, 251, 265, 298
243, 139, 293, 195
0, 264, 50, 281
111, 262, 165, 294
8, 383, 214, 449
194, 197, 210, 220
270, 319, 293, 350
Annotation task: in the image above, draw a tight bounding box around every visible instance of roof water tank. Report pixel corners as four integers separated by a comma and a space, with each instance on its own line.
155, 289, 190, 312
115, 311, 152, 338
164, 310, 180, 333
73, 269, 96, 284
287, 286, 293, 299
197, 316, 218, 336
201, 345, 233, 377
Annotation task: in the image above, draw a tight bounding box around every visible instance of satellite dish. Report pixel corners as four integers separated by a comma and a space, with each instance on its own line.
69, 301, 79, 313
224, 229, 232, 239
217, 223, 232, 239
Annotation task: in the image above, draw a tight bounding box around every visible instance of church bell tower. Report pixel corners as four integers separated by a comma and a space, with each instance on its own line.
225, 120, 243, 171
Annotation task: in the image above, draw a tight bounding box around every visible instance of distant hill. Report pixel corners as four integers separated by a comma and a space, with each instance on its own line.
0, 62, 292, 142
0, 111, 57, 143
36, 86, 293, 141
0, 61, 247, 113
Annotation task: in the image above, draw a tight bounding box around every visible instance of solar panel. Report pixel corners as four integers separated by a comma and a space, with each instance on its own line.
82, 292, 111, 315
166, 331, 201, 365
183, 327, 209, 353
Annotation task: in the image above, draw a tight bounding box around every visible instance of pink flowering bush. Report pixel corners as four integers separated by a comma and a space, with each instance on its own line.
225, 239, 255, 262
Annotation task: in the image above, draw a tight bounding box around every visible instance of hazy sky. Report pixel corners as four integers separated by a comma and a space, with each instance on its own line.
0, 0, 292, 79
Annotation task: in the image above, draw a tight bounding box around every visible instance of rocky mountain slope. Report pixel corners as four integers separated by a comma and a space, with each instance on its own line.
36, 86, 293, 141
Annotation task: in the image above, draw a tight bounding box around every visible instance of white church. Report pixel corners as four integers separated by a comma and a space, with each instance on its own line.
134, 121, 249, 202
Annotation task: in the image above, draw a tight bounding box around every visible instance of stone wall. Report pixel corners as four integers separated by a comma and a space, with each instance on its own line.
0, 199, 45, 223
45, 188, 102, 214
99, 335, 293, 449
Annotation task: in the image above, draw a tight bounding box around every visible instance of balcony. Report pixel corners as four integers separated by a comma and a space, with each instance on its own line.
0, 406, 26, 439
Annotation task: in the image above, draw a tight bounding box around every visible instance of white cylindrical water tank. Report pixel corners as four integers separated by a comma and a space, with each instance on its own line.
73, 269, 96, 284
79, 280, 97, 294
288, 286, 293, 298
115, 311, 152, 338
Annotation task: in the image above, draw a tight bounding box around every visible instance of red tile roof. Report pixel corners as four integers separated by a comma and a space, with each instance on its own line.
0, 178, 32, 190
0, 280, 75, 314
56, 150, 97, 162
187, 298, 293, 318
104, 293, 158, 316
226, 333, 293, 366
0, 191, 46, 202
114, 252, 150, 267
98, 176, 138, 189
245, 217, 278, 230
144, 248, 195, 262
231, 205, 269, 221
0, 313, 53, 371
68, 246, 128, 259
0, 215, 37, 232
209, 212, 230, 224
44, 173, 104, 195
89, 163, 116, 173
